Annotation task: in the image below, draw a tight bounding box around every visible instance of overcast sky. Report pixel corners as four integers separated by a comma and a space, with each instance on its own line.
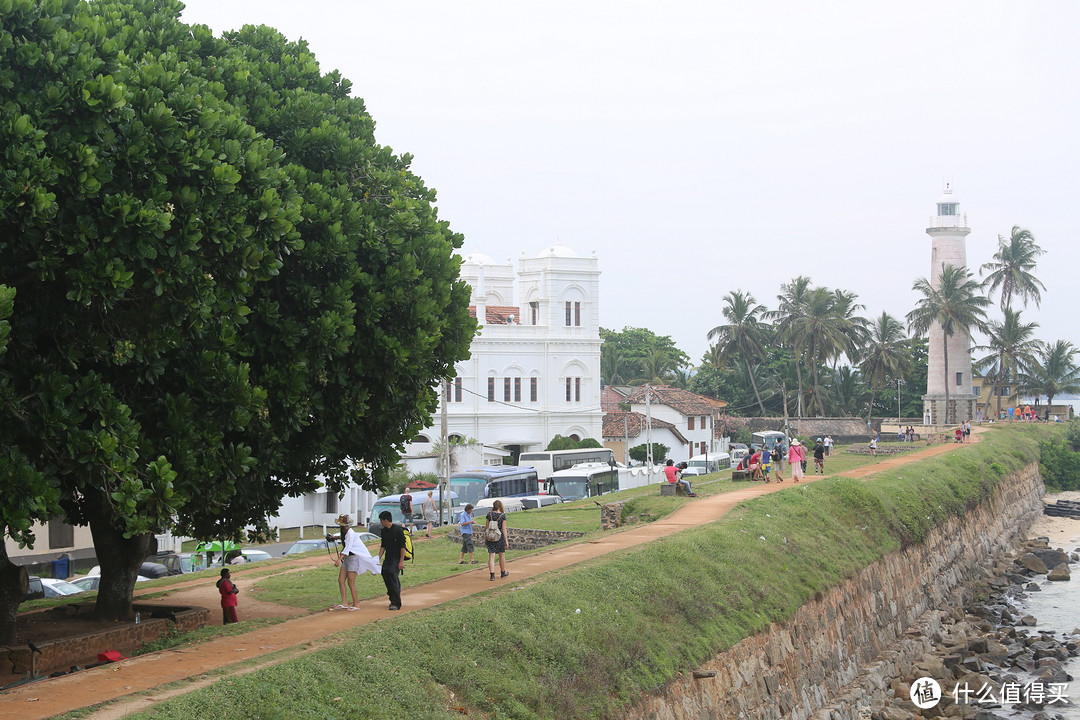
180, 0, 1078, 364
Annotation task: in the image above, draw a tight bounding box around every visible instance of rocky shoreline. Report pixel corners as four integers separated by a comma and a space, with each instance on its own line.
870, 536, 1078, 720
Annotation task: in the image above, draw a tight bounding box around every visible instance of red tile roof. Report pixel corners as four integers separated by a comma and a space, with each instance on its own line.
622, 386, 722, 416
602, 412, 686, 443
601, 386, 629, 413
468, 305, 521, 324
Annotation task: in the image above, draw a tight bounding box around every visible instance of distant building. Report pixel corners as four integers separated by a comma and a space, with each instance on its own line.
602, 385, 725, 464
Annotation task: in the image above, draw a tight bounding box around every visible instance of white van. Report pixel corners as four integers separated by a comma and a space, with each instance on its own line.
686, 453, 729, 474
474, 497, 525, 515
366, 491, 459, 534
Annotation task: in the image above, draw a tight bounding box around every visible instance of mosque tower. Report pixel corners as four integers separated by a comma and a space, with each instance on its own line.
921, 183, 978, 427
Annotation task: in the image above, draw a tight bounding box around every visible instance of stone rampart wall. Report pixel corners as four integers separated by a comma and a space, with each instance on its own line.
623, 463, 1044, 720
5, 604, 210, 677
446, 527, 585, 552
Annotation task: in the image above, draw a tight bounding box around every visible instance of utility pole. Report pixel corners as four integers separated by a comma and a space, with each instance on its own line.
645, 384, 653, 468
440, 387, 449, 526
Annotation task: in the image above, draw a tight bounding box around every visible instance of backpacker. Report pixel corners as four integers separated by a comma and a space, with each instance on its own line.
401, 526, 414, 563
399, 493, 412, 514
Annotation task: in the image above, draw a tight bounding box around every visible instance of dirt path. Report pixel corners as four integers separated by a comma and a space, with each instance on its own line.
1, 437, 974, 719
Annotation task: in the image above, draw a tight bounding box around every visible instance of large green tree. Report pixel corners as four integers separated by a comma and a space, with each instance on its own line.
907, 265, 990, 425
0, 0, 473, 630
600, 327, 689, 386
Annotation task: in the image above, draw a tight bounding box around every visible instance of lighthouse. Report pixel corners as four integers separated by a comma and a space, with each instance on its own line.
922, 183, 978, 427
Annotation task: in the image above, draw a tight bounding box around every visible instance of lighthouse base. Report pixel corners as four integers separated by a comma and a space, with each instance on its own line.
921, 393, 977, 428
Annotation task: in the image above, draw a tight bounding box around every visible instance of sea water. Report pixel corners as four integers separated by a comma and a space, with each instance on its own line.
1012, 532, 1080, 717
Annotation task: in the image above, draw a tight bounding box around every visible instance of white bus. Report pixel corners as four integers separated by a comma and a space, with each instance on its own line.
517, 447, 616, 490
547, 462, 619, 502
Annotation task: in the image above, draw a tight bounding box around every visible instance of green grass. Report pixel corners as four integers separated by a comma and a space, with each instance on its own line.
117, 428, 1057, 720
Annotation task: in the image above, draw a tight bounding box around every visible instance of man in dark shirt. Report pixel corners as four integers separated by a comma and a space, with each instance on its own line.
378, 511, 407, 611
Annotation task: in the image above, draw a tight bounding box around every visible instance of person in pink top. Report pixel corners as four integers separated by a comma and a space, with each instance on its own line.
788, 439, 805, 483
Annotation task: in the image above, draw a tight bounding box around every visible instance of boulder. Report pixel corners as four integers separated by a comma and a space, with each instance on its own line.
1046, 564, 1070, 581
1019, 553, 1049, 574
1020, 614, 1038, 626
1031, 549, 1070, 568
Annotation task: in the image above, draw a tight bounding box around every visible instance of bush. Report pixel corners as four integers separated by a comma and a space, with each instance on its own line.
628, 443, 669, 463
1040, 420, 1080, 491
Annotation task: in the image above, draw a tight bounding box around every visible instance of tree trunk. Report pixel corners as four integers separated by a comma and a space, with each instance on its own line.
942, 337, 951, 426
996, 350, 1005, 421
0, 541, 29, 645
87, 508, 153, 621
746, 361, 766, 415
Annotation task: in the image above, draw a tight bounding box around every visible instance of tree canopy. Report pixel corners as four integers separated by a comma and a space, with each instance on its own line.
0, 0, 474, 628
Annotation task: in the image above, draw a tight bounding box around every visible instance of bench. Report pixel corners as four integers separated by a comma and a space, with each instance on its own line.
731, 469, 750, 481
659, 483, 688, 497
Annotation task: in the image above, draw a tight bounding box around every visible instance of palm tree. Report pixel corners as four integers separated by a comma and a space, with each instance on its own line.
708, 290, 769, 414
858, 312, 913, 424
980, 226, 1046, 311
631, 338, 680, 386
600, 343, 627, 386
830, 288, 869, 369
771, 276, 813, 419
907, 265, 991, 425
1019, 340, 1080, 409
973, 308, 1040, 420
786, 287, 854, 416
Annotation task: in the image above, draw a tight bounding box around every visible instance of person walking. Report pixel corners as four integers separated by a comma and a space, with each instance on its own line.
485, 499, 510, 581
332, 513, 379, 610
760, 445, 772, 483
868, 437, 877, 457
422, 490, 438, 538
788, 439, 805, 482
377, 511, 407, 611
399, 491, 414, 532
216, 568, 239, 625
823, 435, 833, 457
813, 438, 826, 475
457, 503, 477, 564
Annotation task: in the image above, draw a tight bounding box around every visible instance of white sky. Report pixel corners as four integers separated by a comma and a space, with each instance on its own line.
180, 0, 1079, 363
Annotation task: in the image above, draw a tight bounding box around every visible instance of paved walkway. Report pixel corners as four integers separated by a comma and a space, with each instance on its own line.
1, 437, 974, 719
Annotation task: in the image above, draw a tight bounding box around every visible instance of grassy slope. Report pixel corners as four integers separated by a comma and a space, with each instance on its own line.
103, 426, 1060, 720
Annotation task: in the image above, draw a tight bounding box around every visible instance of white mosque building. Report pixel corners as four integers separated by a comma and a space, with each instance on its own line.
407, 243, 605, 462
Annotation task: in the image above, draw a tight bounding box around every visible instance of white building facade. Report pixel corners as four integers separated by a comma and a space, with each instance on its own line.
408, 244, 604, 459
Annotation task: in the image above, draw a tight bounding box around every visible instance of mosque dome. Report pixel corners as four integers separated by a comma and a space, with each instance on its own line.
461, 252, 496, 265
536, 244, 578, 259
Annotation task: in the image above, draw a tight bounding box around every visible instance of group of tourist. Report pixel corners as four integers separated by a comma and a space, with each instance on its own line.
895, 426, 917, 442
954, 419, 972, 443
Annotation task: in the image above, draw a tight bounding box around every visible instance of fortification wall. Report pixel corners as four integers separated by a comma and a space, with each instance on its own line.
624, 463, 1045, 720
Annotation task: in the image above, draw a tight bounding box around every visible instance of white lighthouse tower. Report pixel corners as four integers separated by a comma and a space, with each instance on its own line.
922, 183, 977, 427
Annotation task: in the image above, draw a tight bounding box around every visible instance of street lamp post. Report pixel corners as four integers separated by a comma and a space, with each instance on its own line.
896, 378, 904, 429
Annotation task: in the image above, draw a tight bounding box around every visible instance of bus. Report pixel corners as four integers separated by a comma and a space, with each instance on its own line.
547, 462, 619, 502
517, 448, 616, 489
751, 431, 787, 454
448, 466, 540, 506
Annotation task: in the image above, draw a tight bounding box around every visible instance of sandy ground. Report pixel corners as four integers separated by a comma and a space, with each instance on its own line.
1029, 490, 1080, 548
0, 431, 1064, 719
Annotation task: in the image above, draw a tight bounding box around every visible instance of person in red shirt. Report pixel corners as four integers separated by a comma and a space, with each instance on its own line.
216, 568, 239, 624
663, 459, 695, 496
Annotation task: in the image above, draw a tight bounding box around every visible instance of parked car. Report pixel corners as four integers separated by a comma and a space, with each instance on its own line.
25, 575, 44, 601
158, 552, 209, 575
680, 466, 709, 477
282, 538, 332, 556
234, 548, 273, 563
87, 562, 171, 579
40, 578, 84, 597
69, 575, 151, 593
